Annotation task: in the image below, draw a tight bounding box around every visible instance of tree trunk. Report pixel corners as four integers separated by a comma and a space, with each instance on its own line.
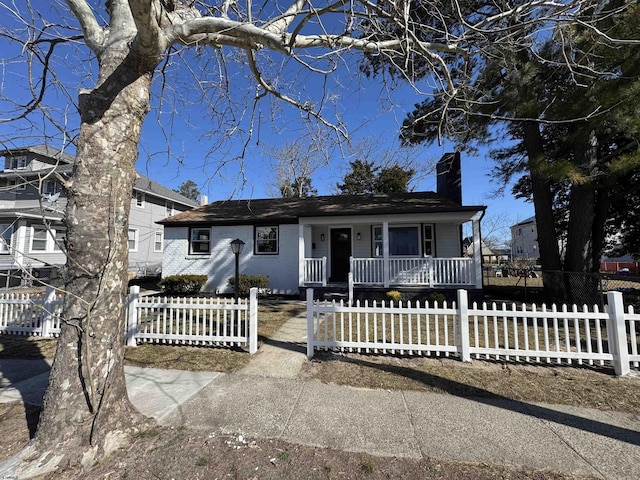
28, 43, 153, 471
522, 121, 565, 301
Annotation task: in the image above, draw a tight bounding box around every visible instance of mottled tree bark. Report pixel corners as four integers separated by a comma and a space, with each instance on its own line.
30, 42, 153, 470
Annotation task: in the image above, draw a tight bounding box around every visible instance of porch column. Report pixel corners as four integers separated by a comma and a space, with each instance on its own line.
298, 224, 305, 287
13, 220, 27, 269
383, 221, 390, 287
472, 218, 482, 288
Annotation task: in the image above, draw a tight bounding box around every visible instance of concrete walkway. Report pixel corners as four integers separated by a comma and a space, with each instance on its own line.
1, 313, 640, 479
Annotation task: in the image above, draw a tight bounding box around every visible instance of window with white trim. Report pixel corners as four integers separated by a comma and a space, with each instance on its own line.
53, 230, 65, 251
189, 228, 210, 254
372, 224, 422, 257
128, 229, 138, 252
134, 191, 145, 208
154, 230, 163, 252
423, 224, 434, 256
9, 156, 27, 170
43, 180, 59, 196
31, 227, 48, 251
255, 226, 278, 254
165, 201, 174, 217
0, 225, 12, 254
8, 179, 26, 190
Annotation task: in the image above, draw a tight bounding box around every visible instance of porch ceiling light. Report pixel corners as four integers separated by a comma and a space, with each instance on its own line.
230, 238, 245, 255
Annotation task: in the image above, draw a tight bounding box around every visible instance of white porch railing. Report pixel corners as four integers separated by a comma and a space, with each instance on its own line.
351, 257, 476, 287
303, 257, 327, 286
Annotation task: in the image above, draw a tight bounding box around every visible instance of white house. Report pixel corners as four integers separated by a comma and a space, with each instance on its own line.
0, 145, 199, 286
510, 216, 540, 260
160, 153, 487, 298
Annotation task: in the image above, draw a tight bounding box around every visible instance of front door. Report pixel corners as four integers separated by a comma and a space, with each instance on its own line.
330, 228, 352, 282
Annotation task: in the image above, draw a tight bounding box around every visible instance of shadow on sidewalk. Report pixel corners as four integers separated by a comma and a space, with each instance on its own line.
0, 337, 51, 437
259, 337, 306, 354
328, 353, 640, 447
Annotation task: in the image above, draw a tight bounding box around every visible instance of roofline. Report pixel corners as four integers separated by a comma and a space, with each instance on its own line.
158, 204, 487, 226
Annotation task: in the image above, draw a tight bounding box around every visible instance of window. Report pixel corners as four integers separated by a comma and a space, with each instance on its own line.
372, 226, 383, 257
53, 230, 65, 251
165, 201, 174, 217
128, 229, 138, 251
43, 180, 59, 196
9, 156, 27, 170
134, 191, 145, 208
189, 228, 210, 254
389, 226, 420, 256
31, 227, 48, 251
255, 226, 278, 254
423, 224, 434, 256
0, 225, 12, 254
8, 179, 26, 190
154, 230, 163, 252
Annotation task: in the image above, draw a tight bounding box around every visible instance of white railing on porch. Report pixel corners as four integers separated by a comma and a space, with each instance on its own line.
303, 257, 327, 286
351, 257, 476, 287
306, 288, 640, 377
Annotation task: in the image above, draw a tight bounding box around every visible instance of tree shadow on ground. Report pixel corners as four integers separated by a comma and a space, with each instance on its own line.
0, 336, 52, 437
316, 352, 640, 447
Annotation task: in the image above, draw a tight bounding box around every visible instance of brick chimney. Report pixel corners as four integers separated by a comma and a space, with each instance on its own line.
436, 152, 462, 204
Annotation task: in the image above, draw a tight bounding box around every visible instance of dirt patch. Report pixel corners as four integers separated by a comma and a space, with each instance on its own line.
0, 402, 596, 480
300, 351, 640, 413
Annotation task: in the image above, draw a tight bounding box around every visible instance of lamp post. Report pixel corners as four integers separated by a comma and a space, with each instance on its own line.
230, 238, 245, 301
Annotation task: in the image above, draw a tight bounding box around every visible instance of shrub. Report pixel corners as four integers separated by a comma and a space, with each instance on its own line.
227, 274, 270, 296
386, 290, 402, 303
427, 292, 446, 305
158, 274, 207, 294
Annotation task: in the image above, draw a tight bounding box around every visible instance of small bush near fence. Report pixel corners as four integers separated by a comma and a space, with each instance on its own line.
227, 274, 270, 296
158, 275, 207, 295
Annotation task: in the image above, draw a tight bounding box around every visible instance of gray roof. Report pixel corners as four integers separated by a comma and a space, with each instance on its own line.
0, 144, 75, 164
159, 192, 486, 226
512, 216, 536, 227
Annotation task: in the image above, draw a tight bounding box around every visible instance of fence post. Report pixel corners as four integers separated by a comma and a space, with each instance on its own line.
126, 286, 139, 347
306, 288, 315, 359
322, 257, 327, 287
249, 287, 258, 354
606, 291, 630, 376
348, 272, 353, 307
457, 289, 471, 362
41, 285, 56, 338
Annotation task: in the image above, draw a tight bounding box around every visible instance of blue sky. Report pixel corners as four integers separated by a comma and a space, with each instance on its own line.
0, 2, 534, 244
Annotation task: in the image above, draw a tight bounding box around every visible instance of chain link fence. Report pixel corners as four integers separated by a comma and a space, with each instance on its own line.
483, 265, 640, 307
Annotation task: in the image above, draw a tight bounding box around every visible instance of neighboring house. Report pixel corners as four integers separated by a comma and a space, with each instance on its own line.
0, 145, 198, 286
463, 237, 510, 264
160, 153, 487, 297
510, 216, 540, 260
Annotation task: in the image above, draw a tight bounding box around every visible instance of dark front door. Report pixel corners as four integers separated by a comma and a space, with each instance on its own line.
330, 228, 352, 282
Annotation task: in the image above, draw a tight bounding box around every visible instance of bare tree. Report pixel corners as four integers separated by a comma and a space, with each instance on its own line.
267, 133, 333, 197
0, 0, 629, 475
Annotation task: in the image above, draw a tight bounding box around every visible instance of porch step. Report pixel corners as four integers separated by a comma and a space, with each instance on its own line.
323, 292, 349, 302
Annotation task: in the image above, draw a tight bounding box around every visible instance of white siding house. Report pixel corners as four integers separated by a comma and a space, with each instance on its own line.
161, 153, 487, 297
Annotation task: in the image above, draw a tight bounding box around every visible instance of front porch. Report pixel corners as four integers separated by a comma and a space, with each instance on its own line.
296, 212, 484, 292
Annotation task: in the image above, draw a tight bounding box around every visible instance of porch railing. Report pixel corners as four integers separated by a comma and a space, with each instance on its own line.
352, 257, 476, 287
303, 257, 327, 286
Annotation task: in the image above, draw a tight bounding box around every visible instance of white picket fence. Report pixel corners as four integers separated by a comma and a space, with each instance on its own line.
0, 286, 258, 354
125, 286, 258, 353
0, 286, 63, 337
306, 288, 640, 376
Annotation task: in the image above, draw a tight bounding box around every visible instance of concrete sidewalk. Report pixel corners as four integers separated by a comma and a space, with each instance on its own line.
1, 311, 640, 480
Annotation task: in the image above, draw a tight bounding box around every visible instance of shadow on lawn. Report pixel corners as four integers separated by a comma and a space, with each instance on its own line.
0, 336, 50, 437
318, 352, 640, 447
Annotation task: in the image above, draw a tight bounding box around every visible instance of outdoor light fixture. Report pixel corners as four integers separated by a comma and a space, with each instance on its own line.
230, 238, 245, 301
356, 232, 361, 240
320, 233, 325, 241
